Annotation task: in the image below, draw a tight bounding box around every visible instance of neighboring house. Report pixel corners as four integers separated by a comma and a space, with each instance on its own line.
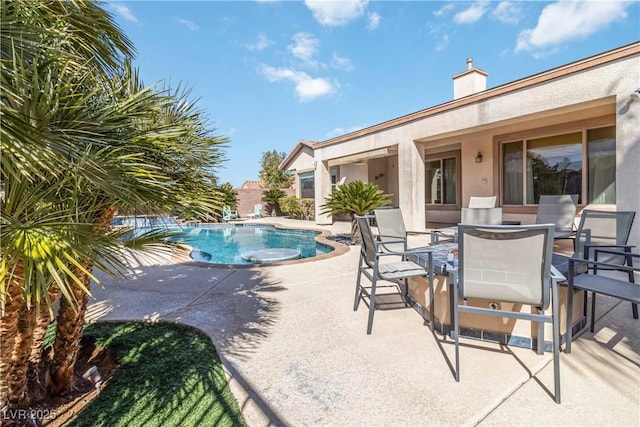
234, 180, 295, 217
280, 42, 640, 249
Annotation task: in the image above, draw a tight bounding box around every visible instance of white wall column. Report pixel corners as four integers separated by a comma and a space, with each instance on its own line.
616, 90, 640, 249
397, 140, 426, 231
314, 160, 333, 225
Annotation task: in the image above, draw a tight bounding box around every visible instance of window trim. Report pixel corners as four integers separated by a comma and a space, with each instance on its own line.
424, 149, 462, 210
497, 123, 615, 209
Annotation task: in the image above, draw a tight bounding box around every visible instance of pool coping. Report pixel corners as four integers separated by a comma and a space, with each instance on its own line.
172, 221, 350, 268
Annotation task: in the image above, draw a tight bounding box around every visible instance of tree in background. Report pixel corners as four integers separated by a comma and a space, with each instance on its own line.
218, 182, 238, 210
259, 150, 293, 189
259, 150, 293, 215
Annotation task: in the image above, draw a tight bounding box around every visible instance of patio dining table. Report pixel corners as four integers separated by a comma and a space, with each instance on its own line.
404, 242, 587, 349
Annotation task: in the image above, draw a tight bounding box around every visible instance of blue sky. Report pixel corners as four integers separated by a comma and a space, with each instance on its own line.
106, 1, 639, 187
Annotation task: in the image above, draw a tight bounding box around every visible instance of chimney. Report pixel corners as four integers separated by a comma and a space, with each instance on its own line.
452, 57, 488, 100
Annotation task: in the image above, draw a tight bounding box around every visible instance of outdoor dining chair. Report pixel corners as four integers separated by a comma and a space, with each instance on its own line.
566, 249, 640, 346
354, 215, 435, 334
460, 207, 503, 225
468, 196, 497, 208
373, 208, 432, 252
572, 209, 637, 322
535, 194, 579, 240
451, 223, 562, 403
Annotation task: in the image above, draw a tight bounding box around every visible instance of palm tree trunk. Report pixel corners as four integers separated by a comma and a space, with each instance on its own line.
0, 261, 26, 412
48, 264, 91, 395
48, 204, 117, 395
29, 286, 59, 368
350, 214, 361, 244
27, 286, 60, 403
9, 300, 37, 408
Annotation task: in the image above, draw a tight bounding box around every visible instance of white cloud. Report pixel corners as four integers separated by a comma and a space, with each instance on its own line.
454, 1, 488, 24
331, 53, 353, 71
367, 12, 381, 30
176, 18, 199, 31
433, 3, 454, 17
259, 64, 337, 101
436, 34, 450, 52
305, 0, 368, 26
247, 33, 274, 51
516, 1, 630, 53
288, 32, 320, 68
109, 3, 138, 23
492, 1, 521, 25
325, 124, 366, 138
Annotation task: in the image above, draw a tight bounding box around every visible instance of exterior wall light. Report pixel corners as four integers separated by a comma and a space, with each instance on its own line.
631, 89, 640, 100
475, 151, 483, 163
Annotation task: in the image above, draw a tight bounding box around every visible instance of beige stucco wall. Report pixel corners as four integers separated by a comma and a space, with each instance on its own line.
340, 163, 368, 184
309, 51, 639, 245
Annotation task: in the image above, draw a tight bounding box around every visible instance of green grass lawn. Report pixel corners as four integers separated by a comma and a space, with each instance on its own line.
66, 322, 245, 427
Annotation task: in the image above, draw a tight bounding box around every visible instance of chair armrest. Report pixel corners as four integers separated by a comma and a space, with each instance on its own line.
583, 244, 636, 259
406, 230, 432, 236
377, 234, 406, 241
376, 247, 434, 258
594, 248, 639, 257
569, 255, 640, 273
374, 238, 406, 248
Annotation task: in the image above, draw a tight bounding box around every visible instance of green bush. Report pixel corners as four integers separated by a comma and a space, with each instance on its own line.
299, 198, 315, 220
279, 196, 301, 217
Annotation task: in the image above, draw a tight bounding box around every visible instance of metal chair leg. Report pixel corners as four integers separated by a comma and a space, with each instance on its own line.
366, 278, 377, 334
354, 268, 363, 311
551, 281, 561, 404
590, 293, 597, 332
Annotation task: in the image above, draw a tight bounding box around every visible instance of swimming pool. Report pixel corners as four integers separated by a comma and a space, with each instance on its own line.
170, 224, 334, 265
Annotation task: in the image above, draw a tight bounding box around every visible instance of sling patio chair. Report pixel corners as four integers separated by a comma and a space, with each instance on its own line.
468, 196, 497, 208
566, 249, 640, 346
354, 215, 435, 335
572, 209, 637, 323
535, 194, 579, 240
373, 208, 432, 252
460, 207, 503, 225
451, 223, 562, 403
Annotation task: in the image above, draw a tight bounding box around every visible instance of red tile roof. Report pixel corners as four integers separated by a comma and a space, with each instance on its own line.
240, 180, 264, 189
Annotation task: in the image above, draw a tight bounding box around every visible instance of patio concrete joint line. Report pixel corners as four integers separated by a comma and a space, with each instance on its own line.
185, 269, 238, 309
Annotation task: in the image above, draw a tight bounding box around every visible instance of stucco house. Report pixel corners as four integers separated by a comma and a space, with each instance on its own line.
280, 42, 640, 249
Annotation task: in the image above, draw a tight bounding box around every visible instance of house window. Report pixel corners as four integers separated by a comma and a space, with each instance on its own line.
330, 168, 339, 192
425, 153, 458, 205
501, 125, 615, 205
299, 172, 314, 198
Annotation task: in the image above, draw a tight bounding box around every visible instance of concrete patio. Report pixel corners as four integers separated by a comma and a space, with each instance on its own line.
88, 217, 640, 426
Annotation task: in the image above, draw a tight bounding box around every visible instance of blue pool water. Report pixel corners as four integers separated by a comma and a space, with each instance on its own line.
170, 224, 333, 265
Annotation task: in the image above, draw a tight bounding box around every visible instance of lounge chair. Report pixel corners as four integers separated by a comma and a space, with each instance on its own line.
222, 205, 238, 222
247, 204, 263, 219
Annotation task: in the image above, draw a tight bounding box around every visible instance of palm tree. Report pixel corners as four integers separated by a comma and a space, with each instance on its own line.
1, 0, 229, 409
319, 180, 392, 243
